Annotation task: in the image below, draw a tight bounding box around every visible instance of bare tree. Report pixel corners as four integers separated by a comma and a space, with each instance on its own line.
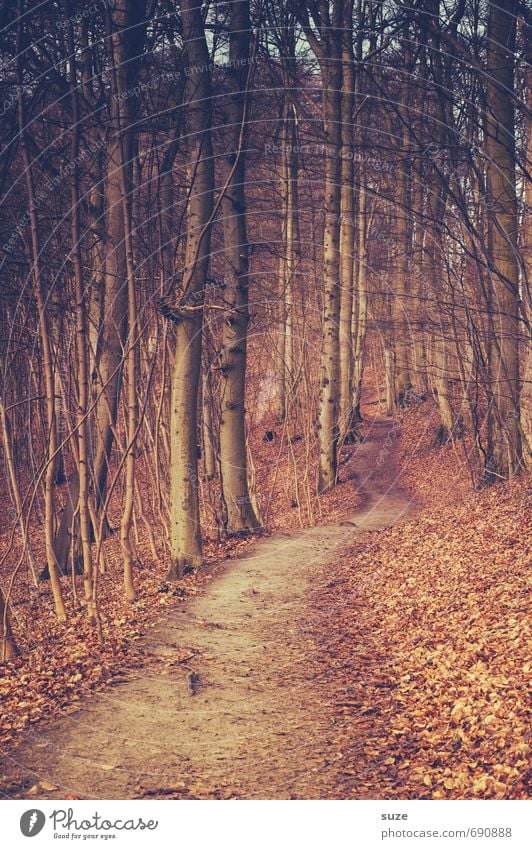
167, 0, 215, 578
218, 0, 262, 530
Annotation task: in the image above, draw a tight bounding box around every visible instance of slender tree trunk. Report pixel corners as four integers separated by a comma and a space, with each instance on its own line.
394, 39, 413, 405
423, 3, 456, 439
66, 4, 96, 619
202, 368, 216, 481
484, 0, 523, 478
104, 2, 141, 600
338, 0, 356, 440
276, 103, 288, 424
296, 0, 343, 491
352, 183, 369, 419
0, 395, 39, 583
411, 74, 428, 396
93, 0, 145, 513
319, 12, 343, 492
384, 346, 396, 417
17, 8, 66, 621
0, 589, 17, 662
282, 100, 298, 417
317, 70, 342, 491
218, 0, 261, 531
276, 92, 299, 423
520, 72, 531, 461
167, 0, 214, 578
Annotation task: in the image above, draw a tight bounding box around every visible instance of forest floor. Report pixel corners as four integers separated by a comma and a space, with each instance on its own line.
0, 406, 529, 800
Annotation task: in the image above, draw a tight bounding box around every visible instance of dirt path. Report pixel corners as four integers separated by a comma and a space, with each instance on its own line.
2, 419, 415, 799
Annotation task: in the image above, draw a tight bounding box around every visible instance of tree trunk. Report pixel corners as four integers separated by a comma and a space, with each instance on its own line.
0, 589, 17, 662
352, 183, 369, 421
202, 368, 217, 481
167, 0, 214, 578
394, 35, 413, 404
93, 0, 145, 513
66, 4, 97, 618
0, 394, 39, 583
17, 8, 66, 621
384, 346, 396, 417
276, 92, 299, 423
423, 2, 456, 440
218, 0, 261, 531
282, 99, 298, 420
484, 0, 523, 478
520, 70, 531, 461
338, 0, 356, 440
104, 2, 141, 601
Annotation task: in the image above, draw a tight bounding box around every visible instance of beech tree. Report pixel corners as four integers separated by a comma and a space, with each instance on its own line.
167, 0, 215, 578
217, 0, 262, 531
484, 0, 524, 478
296, 0, 343, 492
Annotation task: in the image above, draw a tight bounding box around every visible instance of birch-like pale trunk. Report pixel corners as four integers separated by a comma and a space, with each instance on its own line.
318, 70, 342, 491
296, 1, 343, 491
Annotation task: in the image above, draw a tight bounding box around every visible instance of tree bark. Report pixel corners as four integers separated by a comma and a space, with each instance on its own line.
338, 0, 356, 440
484, 0, 524, 477
520, 69, 531, 461
66, 3, 97, 619
218, 0, 262, 531
352, 183, 370, 420
277, 94, 299, 423
0, 589, 17, 662
394, 35, 413, 405
167, 0, 214, 577
93, 0, 145, 513
17, 6, 66, 621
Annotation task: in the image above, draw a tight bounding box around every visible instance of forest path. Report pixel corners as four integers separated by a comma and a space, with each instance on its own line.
4, 417, 415, 799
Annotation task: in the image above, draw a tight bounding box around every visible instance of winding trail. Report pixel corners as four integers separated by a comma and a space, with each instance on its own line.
3, 418, 415, 799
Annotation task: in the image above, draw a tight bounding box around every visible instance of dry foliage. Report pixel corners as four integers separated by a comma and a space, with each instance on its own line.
309, 433, 530, 798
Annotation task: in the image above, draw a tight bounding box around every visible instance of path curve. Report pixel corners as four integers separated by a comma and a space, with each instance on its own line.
2, 419, 415, 799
